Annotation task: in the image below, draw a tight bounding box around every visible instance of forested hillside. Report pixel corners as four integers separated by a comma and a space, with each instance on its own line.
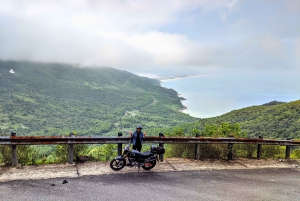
149, 100, 300, 139
0, 60, 196, 136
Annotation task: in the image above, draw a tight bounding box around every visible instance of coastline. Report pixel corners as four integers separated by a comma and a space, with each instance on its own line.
179, 105, 188, 113
158, 78, 190, 116
177, 94, 188, 112
155, 74, 207, 119
157, 74, 205, 82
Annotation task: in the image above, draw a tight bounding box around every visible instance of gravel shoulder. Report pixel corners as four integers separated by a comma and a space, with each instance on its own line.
0, 158, 299, 182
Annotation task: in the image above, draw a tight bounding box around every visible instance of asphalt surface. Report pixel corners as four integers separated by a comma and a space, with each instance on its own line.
0, 168, 299, 201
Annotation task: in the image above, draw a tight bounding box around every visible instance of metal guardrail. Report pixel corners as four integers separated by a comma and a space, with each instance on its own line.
0, 136, 300, 145
0, 134, 299, 166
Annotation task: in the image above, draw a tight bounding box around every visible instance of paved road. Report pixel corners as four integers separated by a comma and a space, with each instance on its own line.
0, 168, 299, 201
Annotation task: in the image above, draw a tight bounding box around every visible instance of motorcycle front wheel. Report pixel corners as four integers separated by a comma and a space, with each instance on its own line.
142, 160, 156, 170
110, 158, 126, 171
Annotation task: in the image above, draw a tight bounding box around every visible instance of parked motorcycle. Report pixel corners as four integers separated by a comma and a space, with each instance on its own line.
110, 143, 165, 171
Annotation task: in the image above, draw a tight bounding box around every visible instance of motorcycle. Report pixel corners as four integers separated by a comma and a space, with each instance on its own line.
110, 142, 165, 171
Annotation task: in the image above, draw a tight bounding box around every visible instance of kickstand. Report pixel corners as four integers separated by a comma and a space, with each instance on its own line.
138, 164, 140, 172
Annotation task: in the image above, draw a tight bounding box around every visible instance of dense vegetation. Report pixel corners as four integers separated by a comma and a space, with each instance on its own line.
164, 123, 300, 160
0, 60, 196, 136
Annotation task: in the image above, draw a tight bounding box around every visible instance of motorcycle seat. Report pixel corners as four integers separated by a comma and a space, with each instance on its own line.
140, 151, 153, 157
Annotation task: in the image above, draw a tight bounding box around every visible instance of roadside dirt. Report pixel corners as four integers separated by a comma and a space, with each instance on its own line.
0, 158, 299, 182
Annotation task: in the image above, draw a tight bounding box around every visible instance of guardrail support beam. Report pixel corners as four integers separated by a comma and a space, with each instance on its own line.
257, 136, 263, 159
227, 143, 233, 160
68, 132, 74, 164
285, 145, 291, 159
285, 138, 291, 159
118, 132, 122, 156
159, 133, 164, 162
68, 144, 73, 164
11, 145, 18, 166
195, 144, 201, 160
10, 132, 18, 166
194, 134, 201, 160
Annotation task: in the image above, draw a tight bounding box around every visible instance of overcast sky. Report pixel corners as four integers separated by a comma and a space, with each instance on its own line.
0, 0, 299, 76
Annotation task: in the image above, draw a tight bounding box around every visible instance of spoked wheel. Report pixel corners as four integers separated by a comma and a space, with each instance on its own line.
110, 158, 126, 171
142, 160, 156, 170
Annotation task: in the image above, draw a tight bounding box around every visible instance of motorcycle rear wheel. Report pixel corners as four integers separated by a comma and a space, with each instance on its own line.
110, 158, 126, 171
142, 160, 156, 170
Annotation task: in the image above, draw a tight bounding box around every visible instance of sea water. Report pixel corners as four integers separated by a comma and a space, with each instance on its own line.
161, 73, 300, 118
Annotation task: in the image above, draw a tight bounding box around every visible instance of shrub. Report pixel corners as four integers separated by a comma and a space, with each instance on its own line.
87, 144, 117, 161
261, 145, 284, 159
290, 147, 300, 159
0, 145, 37, 166
55, 144, 88, 163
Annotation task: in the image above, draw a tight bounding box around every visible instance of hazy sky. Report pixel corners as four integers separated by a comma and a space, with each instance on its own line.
0, 0, 299, 76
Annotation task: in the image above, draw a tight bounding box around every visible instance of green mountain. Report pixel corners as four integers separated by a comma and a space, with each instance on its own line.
151, 100, 300, 139
0, 60, 196, 136
220, 100, 300, 139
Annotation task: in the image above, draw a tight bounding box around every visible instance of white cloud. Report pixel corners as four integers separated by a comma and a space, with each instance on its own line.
296, 38, 300, 67
260, 35, 286, 58
0, 0, 299, 75
0, 0, 238, 30
281, 0, 300, 15
1, 0, 237, 70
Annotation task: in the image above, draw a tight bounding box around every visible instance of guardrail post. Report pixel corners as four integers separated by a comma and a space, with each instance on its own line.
68, 132, 75, 164
257, 136, 263, 159
118, 132, 122, 156
159, 133, 164, 162
227, 143, 233, 160
11, 132, 18, 166
194, 134, 201, 160
285, 138, 291, 160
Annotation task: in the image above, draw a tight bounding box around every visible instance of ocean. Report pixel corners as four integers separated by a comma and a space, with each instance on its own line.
160, 74, 300, 118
